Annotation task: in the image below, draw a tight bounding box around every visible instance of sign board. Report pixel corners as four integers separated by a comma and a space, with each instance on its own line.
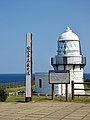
49, 70, 70, 84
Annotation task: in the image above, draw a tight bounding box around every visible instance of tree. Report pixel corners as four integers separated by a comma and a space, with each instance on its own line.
0, 86, 8, 102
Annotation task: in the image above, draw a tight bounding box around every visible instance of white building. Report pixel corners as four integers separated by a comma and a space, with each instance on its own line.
35, 72, 52, 95
35, 27, 86, 96
51, 27, 86, 95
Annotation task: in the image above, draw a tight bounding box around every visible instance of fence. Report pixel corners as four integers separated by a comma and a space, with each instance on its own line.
71, 81, 90, 100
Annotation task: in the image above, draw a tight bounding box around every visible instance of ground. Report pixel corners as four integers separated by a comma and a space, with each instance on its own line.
0, 101, 90, 120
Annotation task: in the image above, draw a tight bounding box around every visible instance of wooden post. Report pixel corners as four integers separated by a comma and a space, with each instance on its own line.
52, 84, 54, 100
71, 81, 74, 100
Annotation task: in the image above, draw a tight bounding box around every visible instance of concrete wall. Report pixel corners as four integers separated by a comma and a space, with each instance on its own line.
35, 72, 52, 95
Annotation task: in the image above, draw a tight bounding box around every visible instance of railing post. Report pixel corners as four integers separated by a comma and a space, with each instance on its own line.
66, 84, 68, 101
71, 81, 74, 100
52, 83, 54, 100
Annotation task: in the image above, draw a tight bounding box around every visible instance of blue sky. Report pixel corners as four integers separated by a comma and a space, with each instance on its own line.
0, 0, 90, 73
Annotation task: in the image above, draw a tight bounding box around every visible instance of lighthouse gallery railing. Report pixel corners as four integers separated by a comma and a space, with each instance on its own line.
51, 56, 86, 65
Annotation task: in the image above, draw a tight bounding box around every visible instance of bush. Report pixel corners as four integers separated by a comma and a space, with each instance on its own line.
0, 86, 8, 102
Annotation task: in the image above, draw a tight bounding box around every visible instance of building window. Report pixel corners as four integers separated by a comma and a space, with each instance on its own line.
73, 65, 75, 70
39, 79, 42, 88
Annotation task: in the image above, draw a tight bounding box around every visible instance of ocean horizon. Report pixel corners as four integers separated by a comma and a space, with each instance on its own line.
0, 73, 89, 84
0, 74, 35, 84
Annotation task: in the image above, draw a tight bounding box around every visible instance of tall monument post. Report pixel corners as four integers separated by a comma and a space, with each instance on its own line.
25, 33, 32, 102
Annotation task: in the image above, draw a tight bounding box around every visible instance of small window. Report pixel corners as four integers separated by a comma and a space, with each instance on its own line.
73, 65, 75, 70
39, 79, 42, 88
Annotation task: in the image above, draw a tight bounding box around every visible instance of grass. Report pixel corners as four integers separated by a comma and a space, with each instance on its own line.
6, 85, 35, 93
6, 96, 25, 102
6, 95, 51, 102
84, 84, 90, 89
74, 96, 90, 103
54, 96, 67, 102
33, 96, 51, 101
6, 86, 25, 92
4, 84, 90, 103
5, 95, 90, 103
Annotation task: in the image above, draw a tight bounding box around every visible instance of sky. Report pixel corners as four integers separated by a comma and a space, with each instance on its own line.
0, 0, 90, 73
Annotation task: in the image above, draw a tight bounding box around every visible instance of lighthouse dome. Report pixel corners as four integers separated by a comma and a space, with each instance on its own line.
58, 27, 79, 41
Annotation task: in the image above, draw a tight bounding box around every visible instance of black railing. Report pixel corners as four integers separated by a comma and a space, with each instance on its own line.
51, 56, 86, 65
71, 81, 90, 100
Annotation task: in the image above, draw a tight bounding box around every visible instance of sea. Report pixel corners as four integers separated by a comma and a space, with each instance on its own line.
0, 74, 35, 87
0, 73, 89, 85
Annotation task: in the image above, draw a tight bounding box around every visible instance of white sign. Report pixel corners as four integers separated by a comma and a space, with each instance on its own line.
26, 33, 32, 98
49, 70, 70, 84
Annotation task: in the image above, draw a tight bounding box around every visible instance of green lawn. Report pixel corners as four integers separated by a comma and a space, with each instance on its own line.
6, 95, 51, 102
6, 86, 25, 92
6, 96, 25, 102
6, 95, 90, 103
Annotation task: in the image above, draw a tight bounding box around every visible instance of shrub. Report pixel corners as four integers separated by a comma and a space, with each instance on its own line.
0, 86, 8, 102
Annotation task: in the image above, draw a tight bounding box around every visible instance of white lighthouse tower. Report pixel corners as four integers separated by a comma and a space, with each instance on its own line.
51, 27, 86, 95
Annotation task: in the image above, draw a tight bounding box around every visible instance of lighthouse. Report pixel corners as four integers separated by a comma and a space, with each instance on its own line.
51, 27, 86, 95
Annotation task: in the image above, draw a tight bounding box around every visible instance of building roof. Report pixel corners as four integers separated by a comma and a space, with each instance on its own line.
58, 27, 79, 41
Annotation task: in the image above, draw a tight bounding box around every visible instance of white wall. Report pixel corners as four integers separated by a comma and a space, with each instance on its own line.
70, 69, 85, 94
35, 72, 52, 95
